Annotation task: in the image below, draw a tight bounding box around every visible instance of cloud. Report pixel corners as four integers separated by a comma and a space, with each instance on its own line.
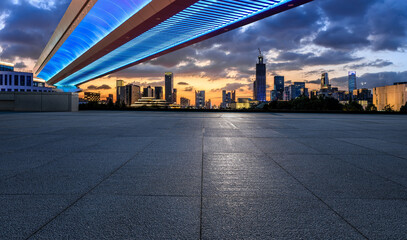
184, 86, 194, 92
86, 84, 112, 90
211, 83, 251, 92
330, 71, 407, 89
177, 82, 189, 85
0, 0, 70, 61
345, 59, 393, 69
14, 61, 26, 68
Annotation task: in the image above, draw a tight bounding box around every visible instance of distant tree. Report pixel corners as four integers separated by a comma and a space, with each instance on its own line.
383, 104, 394, 112
266, 96, 343, 111
365, 104, 377, 112
400, 102, 407, 113
343, 101, 364, 112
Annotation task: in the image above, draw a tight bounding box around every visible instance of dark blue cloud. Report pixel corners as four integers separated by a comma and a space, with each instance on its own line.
0, 0, 70, 61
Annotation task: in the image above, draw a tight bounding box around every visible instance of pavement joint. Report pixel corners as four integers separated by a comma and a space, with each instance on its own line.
24, 140, 156, 240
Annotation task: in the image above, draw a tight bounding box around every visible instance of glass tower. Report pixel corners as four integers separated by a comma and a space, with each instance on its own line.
165, 72, 173, 102
274, 76, 284, 100
348, 71, 357, 93
254, 54, 266, 102
321, 72, 330, 89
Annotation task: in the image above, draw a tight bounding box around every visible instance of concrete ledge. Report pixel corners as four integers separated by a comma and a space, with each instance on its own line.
0, 92, 78, 112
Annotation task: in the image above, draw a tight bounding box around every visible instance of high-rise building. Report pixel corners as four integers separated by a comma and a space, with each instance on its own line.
165, 72, 173, 102
180, 97, 191, 108
117, 84, 141, 106
283, 82, 306, 100
274, 76, 284, 100
143, 86, 154, 98
321, 72, 330, 90
231, 90, 236, 102
155, 86, 163, 99
106, 94, 114, 103
270, 90, 278, 101
253, 51, 266, 102
348, 71, 357, 93
172, 88, 177, 103
221, 90, 234, 108
205, 99, 212, 109
195, 90, 205, 109
116, 80, 124, 103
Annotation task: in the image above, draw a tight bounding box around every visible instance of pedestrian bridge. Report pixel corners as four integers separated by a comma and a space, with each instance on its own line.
34, 0, 312, 90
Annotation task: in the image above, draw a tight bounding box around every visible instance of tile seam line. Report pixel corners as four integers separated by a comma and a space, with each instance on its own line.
24, 139, 156, 240
199, 117, 205, 240
248, 138, 369, 239
324, 138, 407, 190
334, 137, 407, 162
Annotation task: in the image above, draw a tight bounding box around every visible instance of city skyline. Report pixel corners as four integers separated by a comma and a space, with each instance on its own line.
0, 0, 406, 105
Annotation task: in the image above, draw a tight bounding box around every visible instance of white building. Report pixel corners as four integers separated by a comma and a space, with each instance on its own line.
0, 61, 53, 93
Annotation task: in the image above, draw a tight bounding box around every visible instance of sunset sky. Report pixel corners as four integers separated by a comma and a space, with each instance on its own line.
1, 0, 406, 105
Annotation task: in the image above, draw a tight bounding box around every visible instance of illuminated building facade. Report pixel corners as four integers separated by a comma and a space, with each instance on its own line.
195, 90, 205, 109
33, 0, 313, 90
0, 62, 52, 93
84, 92, 100, 102
284, 82, 306, 100
348, 71, 357, 93
321, 72, 331, 90
254, 53, 266, 102
274, 76, 285, 100
165, 72, 173, 103
373, 83, 407, 111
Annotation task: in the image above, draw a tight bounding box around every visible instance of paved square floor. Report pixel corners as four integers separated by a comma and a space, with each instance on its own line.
1, 111, 407, 239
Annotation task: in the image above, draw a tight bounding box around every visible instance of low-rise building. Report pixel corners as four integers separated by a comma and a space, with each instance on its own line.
84, 92, 100, 102
180, 97, 191, 108
0, 61, 53, 93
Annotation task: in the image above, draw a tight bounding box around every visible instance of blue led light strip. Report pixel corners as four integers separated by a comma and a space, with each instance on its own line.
42, 0, 293, 87
38, 0, 152, 81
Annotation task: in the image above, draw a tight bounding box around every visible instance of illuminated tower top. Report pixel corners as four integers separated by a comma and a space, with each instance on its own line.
258, 48, 264, 64
321, 72, 330, 90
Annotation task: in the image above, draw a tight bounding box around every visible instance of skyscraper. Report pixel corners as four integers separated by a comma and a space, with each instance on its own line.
321, 72, 330, 90
254, 50, 266, 102
172, 89, 177, 103
180, 97, 191, 108
143, 86, 154, 97
165, 72, 173, 102
221, 90, 232, 109
125, 84, 141, 105
274, 76, 284, 100
116, 80, 124, 103
117, 83, 140, 106
205, 99, 212, 109
155, 86, 163, 99
283, 82, 307, 100
348, 71, 357, 93
195, 90, 205, 109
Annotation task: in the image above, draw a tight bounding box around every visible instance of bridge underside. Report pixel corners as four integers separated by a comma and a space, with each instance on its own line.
34, 0, 313, 89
